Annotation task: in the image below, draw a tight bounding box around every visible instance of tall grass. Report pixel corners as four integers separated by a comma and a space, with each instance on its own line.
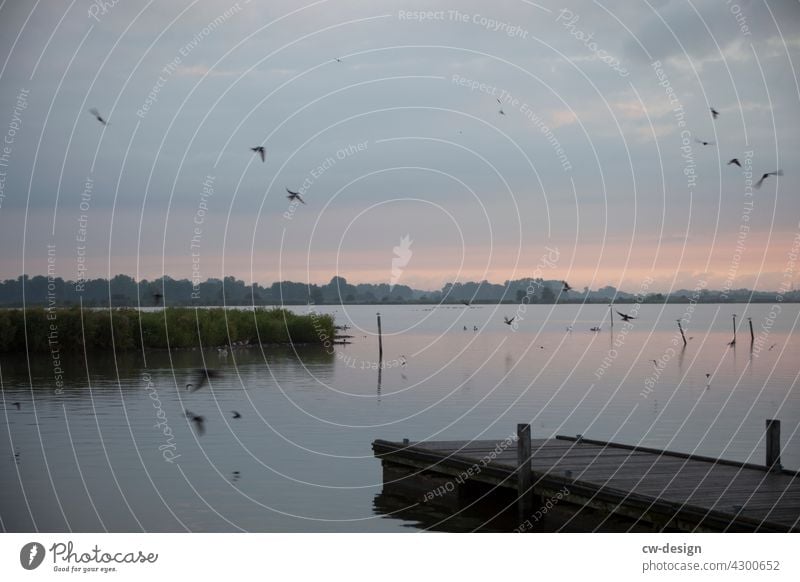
0, 307, 334, 353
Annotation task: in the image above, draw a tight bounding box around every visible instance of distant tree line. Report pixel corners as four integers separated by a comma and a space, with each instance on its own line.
0, 274, 796, 307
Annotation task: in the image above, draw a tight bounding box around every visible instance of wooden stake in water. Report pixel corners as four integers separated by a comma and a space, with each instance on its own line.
677, 319, 687, 346
377, 312, 383, 363
748, 317, 755, 344
609, 304, 614, 328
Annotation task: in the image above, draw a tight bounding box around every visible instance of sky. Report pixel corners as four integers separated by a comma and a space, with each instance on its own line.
0, 0, 799, 294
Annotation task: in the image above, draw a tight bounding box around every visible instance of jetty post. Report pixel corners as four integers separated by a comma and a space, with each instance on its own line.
517, 423, 533, 524
377, 312, 383, 363
748, 317, 755, 344
766, 419, 782, 472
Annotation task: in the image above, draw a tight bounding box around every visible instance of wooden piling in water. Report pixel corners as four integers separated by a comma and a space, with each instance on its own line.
677, 319, 687, 346
609, 304, 614, 328
517, 423, 533, 524
748, 317, 755, 344
377, 312, 383, 363
766, 419, 782, 472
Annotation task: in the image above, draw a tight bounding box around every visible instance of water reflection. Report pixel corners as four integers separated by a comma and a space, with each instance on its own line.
1, 304, 799, 532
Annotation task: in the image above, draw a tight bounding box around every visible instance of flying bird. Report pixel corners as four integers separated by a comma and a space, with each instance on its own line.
185, 410, 205, 435
286, 188, 306, 204
755, 170, 783, 189
562, 281, 572, 292
695, 138, 715, 146
727, 158, 741, 168
334, 58, 342, 63
710, 107, 720, 119
250, 146, 266, 162
89, 108, 108, 125
498, 109, 505, 116
185, 368, 220, 393
616, 310, 637, 322
503, 316, 515, 326
231, 411, 241, 419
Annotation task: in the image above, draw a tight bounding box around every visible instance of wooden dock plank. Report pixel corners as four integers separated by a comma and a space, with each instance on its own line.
373, 434, 800, 532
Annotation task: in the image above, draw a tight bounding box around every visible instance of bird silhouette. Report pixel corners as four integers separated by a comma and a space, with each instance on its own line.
562, 281, 572, 292
727, 158, 741, 168
334, 58, 342, 63
695, 138, 715, 146
231, 411, 241, 419
755, 170, 783, 189
769, 344, 776, 351
616, 310, 636, 322
250, 146, 266, 162
185, 410, 205, 435
89, 108, 108, 125
498, 109, 505, 116
710, 107, 720, 119
286, 188, 306, 204
185, 368, 220, 393
503, 316, 515, 326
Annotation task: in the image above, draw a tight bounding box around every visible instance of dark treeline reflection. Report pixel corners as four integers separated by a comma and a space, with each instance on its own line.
0, 345, 335, 394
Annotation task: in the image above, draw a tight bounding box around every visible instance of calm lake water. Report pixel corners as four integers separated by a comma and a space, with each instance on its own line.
1, 304, 799, 532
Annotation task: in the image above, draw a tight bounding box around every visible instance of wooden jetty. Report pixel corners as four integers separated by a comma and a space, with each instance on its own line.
373, 421, 799, 532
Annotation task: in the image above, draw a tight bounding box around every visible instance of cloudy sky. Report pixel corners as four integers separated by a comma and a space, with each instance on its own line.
0, 0, 798, 293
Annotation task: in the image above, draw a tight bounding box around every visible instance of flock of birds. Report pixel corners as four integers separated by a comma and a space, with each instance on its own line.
698, 107, 782, 187
90, 107, 307, 206
79, 98, 786, 437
